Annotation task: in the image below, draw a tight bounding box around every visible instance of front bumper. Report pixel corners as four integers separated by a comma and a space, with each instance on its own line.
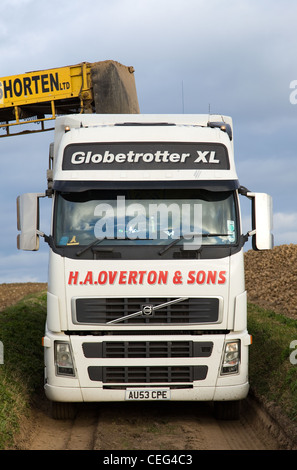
43, 330, 251, 404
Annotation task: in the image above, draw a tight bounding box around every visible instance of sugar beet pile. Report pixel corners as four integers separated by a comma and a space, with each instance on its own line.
244, 244, 297, 319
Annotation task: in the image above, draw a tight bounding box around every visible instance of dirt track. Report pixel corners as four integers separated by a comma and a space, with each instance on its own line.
2, 245, 297, 451
19, 399, 281, 451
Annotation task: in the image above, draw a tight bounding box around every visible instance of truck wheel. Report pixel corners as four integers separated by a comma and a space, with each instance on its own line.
213, 400, 240, 420
50, 401, 77, 420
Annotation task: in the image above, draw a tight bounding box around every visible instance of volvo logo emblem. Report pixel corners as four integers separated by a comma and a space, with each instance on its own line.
142, 304, 154, 316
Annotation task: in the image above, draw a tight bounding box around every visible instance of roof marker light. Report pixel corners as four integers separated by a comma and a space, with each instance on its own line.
207, 121, 232, 140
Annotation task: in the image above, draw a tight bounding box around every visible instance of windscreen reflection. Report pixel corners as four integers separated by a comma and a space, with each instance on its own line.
54, 189, 237, 248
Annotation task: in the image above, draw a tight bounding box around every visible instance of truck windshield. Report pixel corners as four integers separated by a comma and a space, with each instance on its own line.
54, 188, 238, 251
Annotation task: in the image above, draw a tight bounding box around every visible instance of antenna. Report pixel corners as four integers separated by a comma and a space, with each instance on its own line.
182, 81, 185, 113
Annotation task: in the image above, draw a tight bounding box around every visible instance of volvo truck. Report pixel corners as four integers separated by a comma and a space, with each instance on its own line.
16, 113, 273, 419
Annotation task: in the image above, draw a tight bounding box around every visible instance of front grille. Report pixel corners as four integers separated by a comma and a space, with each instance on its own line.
88, 365, 208, 383
75, 297, 219, 324
82, 341, 213, 358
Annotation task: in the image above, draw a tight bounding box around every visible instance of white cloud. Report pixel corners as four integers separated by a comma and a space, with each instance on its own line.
0, 250, 49, 283
274, 212, 297, 229
273, 212, 297, 244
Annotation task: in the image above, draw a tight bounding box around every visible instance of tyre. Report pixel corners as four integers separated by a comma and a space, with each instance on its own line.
50, 401, 77, 420
213, 400, 241, 420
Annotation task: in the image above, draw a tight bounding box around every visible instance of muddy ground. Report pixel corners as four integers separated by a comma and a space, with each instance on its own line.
1, 245, 296, 450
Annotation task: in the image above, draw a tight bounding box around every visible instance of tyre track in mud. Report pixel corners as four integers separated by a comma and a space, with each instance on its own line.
22, 399, 281, 451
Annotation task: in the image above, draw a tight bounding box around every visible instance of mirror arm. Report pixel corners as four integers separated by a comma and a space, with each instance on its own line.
37, 230, 53, 246
241, 229, 256, 246
238, 185, 252, 198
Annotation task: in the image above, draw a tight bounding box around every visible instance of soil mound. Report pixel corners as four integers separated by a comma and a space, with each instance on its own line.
244, 244, 297, 319
0, 282, 47, 312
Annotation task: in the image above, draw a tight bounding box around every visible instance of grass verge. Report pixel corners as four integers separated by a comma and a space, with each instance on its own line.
0, 294, 296, 448
0, 291, 46, 449
248, 302, 297, 422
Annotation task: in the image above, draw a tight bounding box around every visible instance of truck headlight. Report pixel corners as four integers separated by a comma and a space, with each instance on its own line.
54, 341, 76, 377
221, 340, 240, 375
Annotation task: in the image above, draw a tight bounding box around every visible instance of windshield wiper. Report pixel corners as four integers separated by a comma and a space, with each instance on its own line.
76, 238, 104, 256
106, 297, 188, 325
158, 233, 230, 255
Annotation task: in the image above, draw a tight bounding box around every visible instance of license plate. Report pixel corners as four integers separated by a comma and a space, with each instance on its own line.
125, 388, 171, 401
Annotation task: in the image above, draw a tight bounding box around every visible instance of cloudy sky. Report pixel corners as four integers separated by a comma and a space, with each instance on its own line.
1, 0, 297, 282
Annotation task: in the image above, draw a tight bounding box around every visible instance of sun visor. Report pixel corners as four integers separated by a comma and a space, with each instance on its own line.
53, 179, 240, 192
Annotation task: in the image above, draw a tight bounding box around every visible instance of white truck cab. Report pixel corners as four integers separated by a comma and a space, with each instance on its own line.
17, 114, 273, 419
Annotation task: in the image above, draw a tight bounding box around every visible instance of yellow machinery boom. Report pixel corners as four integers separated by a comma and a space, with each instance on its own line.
0, 60, 139, 137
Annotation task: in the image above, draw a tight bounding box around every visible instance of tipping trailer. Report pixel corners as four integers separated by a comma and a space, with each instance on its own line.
16, 113, 273, 420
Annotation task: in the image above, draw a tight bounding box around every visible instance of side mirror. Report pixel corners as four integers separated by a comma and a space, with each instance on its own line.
16, 193, 44, 251
247, 192, 274, 250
